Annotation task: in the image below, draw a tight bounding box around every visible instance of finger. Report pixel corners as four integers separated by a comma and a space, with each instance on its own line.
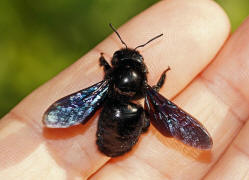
0, 0, 229, 179
91, 6, 249, 180
203, 18, 249, 180
204, 119, 249, 180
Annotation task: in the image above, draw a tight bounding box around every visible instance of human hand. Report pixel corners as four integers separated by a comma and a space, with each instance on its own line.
1, 0, 249, 179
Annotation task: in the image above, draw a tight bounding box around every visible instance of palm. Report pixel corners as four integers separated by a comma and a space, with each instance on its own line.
1, 0, 249, 179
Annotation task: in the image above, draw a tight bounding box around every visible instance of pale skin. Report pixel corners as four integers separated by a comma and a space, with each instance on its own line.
1, 0, 249, 179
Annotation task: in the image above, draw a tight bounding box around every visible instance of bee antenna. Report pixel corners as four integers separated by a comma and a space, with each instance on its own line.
109, 24, 128, 49
135, 33, 163, 50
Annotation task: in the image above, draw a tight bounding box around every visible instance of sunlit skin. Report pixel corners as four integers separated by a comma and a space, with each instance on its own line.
1, 0, 249, 179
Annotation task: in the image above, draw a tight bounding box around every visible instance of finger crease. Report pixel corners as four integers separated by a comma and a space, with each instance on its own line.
134, 154, 172, 180
233, 143, 249, 160
7, 110, 42, 131
200, 72, 249, 125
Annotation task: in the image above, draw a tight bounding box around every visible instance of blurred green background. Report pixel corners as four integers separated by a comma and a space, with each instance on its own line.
0, 0, 248, 118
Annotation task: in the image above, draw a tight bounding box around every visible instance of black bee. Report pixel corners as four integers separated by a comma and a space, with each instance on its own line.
43, 24, 213, 157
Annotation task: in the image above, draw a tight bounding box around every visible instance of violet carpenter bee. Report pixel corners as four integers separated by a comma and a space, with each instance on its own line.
43, 24, 213, 157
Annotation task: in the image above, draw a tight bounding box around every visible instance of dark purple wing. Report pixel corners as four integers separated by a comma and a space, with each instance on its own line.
145, 85, 212, 149
43, 80, 110, 128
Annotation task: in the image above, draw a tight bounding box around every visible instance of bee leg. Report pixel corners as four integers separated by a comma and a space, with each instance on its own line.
152, 66, 171, 91
142, 110, 150, 133
99, 53, 111, 73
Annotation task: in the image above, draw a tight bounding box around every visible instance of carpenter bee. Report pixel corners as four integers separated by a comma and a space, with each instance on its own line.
43, 24, 213, 157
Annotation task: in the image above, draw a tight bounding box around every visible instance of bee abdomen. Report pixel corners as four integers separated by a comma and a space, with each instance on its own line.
96, 100, 144, 157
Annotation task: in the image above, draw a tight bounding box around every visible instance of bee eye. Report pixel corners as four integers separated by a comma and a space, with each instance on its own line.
139, 56, 144, 61
111, 56, 118, 66
112, 50, 123, 66
114, 50, 121, 56
113, 52, 118, 57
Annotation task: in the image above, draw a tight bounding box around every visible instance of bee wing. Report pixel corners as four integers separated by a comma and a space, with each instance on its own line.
144, 85, 213, 149
43, 80, 110, 128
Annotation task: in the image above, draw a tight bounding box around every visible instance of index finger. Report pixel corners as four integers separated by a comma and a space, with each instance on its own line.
0, 0, 229, 179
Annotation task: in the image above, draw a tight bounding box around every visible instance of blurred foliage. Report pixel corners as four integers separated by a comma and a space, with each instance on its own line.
0, 0, 248, 117
216, 0, 249, 31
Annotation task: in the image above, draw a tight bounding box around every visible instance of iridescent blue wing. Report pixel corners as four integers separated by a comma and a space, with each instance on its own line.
43, 80, 110, 128
144, 85, 213, 149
